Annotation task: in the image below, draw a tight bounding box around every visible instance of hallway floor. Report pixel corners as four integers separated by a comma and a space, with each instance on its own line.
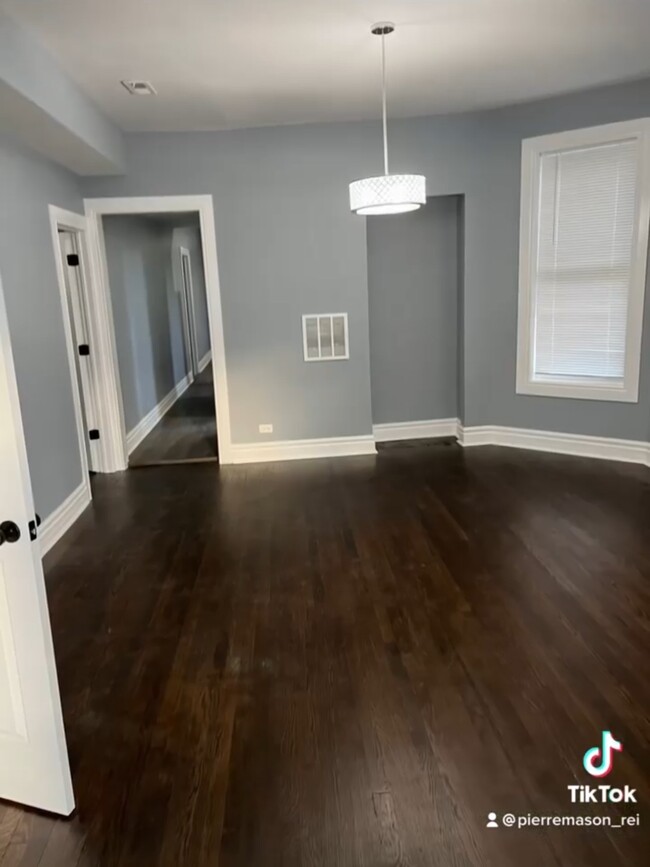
129, 364, 217, 466
1, 443, 648, 866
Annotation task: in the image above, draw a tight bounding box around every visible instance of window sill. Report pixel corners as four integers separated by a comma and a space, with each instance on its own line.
516, 378, 638, 403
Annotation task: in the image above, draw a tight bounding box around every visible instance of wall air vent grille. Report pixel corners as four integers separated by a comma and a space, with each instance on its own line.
302, 314, 349, 361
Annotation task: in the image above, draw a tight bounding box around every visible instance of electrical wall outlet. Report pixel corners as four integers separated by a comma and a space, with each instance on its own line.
259, 423, 273, 434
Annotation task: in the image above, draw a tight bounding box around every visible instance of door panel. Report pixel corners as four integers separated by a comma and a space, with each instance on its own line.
0, 567, 28, 739
0, 272, 74, 815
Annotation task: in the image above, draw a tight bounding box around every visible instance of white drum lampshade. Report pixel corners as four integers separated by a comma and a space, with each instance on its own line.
349, 174, 427, 215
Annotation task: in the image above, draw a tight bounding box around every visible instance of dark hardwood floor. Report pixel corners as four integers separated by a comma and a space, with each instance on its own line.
129, 364, 217, 466
2, 442, 649, 866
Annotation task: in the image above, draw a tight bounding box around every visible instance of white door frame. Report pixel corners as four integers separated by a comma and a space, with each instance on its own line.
48, 206, 96, 497
83, 195, 232, 470
178, 245, 200, 378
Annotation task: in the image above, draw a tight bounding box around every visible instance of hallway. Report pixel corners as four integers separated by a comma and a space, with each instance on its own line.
129, 365, 217, 465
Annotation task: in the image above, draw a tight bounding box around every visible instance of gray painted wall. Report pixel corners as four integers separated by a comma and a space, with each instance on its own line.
83, 124, 374, 444
172, 224, 211, 362
461, 80, 650, 440
83, 75, 650, 443
367, 197, 460, 425
0, 133, 84, 520
0, 11, 125, 174
103, 215, 188, 435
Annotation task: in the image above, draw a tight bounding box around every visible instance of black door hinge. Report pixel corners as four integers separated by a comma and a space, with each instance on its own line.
67, 253, 80, 267
29, 514, 41, 541
89, 429, 100, 441
78, 344, 90, 356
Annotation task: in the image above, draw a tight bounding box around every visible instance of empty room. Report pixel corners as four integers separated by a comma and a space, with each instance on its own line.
0, 2, 648, 866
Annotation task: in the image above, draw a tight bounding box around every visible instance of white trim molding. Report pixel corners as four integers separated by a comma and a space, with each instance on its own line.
230, 435, 376, 465
373, 418, 458, 443
126, 374, 192, 455
39, 481, 92, 556
83, 195, 233, 469
458, 423, 650, 467
516, 118, 650, 404
228, 421, 649, 468
198, 349, 212, 373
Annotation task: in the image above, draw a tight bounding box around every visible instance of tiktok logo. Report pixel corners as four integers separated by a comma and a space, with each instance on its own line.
583, 731, 623, 778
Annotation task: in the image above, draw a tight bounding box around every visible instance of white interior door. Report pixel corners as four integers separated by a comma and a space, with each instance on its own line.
58, 229, 99, 472
0, 273, 74, 815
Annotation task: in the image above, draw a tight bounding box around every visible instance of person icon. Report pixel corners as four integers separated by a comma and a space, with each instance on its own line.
486, 812, 499, 828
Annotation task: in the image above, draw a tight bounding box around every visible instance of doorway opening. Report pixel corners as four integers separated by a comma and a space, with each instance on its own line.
366, 195, 465, 444
48, 206, 98, 508
99, 211, 217, 467
83, 196, 232, 470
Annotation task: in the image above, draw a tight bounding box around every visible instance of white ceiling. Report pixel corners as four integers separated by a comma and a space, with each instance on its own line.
5, 0, 650, 132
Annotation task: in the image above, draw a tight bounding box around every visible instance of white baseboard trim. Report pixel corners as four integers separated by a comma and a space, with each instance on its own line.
230, 435, 377, 465
126, 374, 192, 455
231, 422, 649, 468
39, 480, 92, 556
458, 423, 650, 467
198, 349, 212, 373
373, 418, 458, 443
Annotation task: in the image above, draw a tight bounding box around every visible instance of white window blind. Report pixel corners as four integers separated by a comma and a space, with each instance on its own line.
532, 139, 639, 383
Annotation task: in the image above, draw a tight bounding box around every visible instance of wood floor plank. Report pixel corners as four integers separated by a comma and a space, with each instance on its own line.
0, 808, 21, 863
1, 443, 648, 866
0, 810, 53, 867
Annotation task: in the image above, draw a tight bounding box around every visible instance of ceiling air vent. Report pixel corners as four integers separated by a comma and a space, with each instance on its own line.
120, 80, 157, 96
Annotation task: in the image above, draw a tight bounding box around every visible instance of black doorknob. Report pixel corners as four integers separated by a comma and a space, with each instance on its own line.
0, 521, 21, 545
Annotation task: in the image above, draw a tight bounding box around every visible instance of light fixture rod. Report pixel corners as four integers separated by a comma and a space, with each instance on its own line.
372, 23, 394, 175
381, 31, 389, 175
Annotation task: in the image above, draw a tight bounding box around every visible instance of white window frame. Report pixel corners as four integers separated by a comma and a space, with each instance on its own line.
516, 119, 650, 403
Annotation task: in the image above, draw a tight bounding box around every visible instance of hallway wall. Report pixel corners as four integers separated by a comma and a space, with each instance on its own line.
0, 133, 85, 520
103, 214, 189, 435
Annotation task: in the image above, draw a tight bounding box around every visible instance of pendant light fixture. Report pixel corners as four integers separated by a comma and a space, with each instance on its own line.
349, 23, 426, 216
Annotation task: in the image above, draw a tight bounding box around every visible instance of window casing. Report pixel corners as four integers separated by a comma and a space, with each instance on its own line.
516, 119, 650, 402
